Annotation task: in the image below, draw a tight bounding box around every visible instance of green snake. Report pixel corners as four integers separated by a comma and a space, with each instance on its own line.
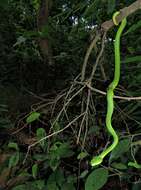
91, 12, 127, 166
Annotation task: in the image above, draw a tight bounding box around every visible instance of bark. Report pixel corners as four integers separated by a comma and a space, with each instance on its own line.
102, 0, 141, 31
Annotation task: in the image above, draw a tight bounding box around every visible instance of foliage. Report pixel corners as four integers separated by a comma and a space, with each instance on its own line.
85, 168, 108, 190
26, 112, 41, 124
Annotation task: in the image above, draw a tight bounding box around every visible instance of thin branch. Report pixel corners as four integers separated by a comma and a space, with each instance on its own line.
77, 89, 91, 144
89, 31, 107, 81
23, 112, 85, 164
51, 85, 85, 128
81, 33, 101, 82
81, 90, 91, 149
87, 84, 141, 101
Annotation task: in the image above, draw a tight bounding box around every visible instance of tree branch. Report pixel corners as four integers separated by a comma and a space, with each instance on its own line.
87, 84, 141, 101
102, 0, 141, 31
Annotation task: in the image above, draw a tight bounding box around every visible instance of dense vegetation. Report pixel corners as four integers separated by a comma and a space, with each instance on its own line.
0, 0, 141, 189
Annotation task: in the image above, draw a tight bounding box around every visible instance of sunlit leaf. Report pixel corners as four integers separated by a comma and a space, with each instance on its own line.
26, 112, 40, 124
77, 152, 88, 159
128, 161, 141, 169
8, 142, 19, 151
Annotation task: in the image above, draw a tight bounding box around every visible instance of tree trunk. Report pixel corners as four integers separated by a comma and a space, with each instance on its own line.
37, 0, 54, 65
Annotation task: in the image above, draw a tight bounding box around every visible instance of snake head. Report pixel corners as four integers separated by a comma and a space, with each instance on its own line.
90, 156, 103, 166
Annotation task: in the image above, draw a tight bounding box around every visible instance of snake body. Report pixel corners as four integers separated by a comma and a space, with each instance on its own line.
91, 13, 127, 166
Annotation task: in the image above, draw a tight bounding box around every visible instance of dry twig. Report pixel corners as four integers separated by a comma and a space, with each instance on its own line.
23, 112, 85, 164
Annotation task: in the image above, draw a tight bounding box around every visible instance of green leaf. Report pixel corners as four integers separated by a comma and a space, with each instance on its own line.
127, 47, 135, 54
48, 157, 60, 171
47, 169, 66, 189
12, 181, 45, 190
111, 162, 127, 170
11, 185, 27, 190
128, 161, 141, 169
8, 152, 19, 168
122, 56, 141, 63
36, 128, 46, 139
19, 171, 31, 177
33, 154, 48, 161
26, 112, 40, 124
110, 139, 130, 162
62, 183, 75, 190
32, 164, 38, 179
57, 143, 74, 158
77, 152, 88, 160
8, 142, 19, 151
50, 142, 74, 159
47, 172, 59, 190
18, 181, 45, 190
36, 128, 46, 148
47, 183, 59, 190
80, 170, 89, 178
85, 168, 108, 190
53, 121, 61, 132
32, 0, 40, 11
124, 20, 141, 35
67, 175, 76, 183
35, 180, 45, 190
107, 0, 116, 14
55, 169, 65, 187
